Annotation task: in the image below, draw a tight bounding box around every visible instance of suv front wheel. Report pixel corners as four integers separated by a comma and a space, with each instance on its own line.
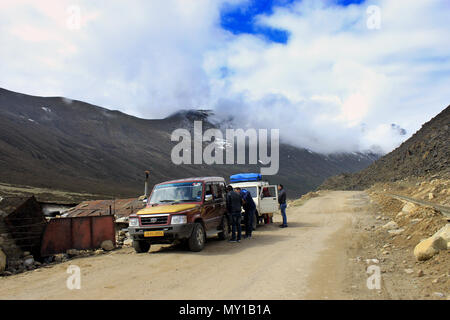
188, 222, 206, 252
133, 240, 151, 253
218, 215, 231, 240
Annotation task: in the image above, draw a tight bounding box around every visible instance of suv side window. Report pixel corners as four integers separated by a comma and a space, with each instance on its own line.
213, 183, 224, 199
205, 183, 214, 200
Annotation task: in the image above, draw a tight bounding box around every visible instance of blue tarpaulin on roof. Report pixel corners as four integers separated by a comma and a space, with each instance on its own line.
230, 173, 262, 183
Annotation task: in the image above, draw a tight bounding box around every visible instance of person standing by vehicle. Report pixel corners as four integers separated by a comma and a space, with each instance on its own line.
226, 186, 243, 242
278, 184, 287, 228
237, 188, 256, 239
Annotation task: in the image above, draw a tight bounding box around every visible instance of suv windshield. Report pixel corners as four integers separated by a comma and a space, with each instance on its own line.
149, 181, 203, 204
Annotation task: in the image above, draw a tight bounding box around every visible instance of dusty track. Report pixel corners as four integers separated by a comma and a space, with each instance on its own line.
0, 191, 369, 300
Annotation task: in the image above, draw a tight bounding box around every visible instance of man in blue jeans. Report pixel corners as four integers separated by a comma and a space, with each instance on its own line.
278, 184, 287, 228
226, 186, 243, 242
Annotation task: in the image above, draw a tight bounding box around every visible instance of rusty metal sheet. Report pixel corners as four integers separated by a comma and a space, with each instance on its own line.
92, 215, 116, 248
64, 198, 144, 218
40, 218, 72, 256
40, 215, 115, 256
71, 217, 92, 249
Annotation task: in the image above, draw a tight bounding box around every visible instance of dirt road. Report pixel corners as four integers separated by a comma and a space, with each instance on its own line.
0, 191, 372, 299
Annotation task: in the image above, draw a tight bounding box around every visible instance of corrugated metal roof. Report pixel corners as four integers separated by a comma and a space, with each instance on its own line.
64, 198, 145, 218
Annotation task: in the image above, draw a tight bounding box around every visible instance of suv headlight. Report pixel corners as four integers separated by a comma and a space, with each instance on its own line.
129, 217, 139, 227
171, 215, 187, 225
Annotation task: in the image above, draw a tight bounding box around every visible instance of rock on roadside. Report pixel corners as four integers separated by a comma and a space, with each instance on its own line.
413, 236, 447, 261
382, 221, 399, 230
123, 238, 133, 246
388, 228, 405, 235
23, 256, 34, 267
432, 224, 449, 246
402, 202, 416, 214
101, 240, 115, 251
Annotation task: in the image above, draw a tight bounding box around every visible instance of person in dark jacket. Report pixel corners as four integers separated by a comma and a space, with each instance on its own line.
237, 188, 256, 238
278, 184, 287, 228
226, 186, 243, 242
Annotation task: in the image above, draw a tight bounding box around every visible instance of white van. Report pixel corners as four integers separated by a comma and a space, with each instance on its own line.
229, 180, 279, 228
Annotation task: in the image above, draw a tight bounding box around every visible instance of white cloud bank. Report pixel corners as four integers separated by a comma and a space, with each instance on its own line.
0, 0, 449, 154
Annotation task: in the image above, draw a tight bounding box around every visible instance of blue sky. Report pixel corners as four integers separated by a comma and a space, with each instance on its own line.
220, 0, 366, 43
220, 0, 295, 43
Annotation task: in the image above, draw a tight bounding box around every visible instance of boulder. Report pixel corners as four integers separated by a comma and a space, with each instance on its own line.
428, 193, 434, 200
388, 228, 405, 235
123, 238, 133, 246
66, 249, 80, 257
382, 221, 398, 230
101, 240, 114, 251
413, 236, 447, 261
432, 224, 449, 245
0, 249, 6, 273
402, 202, 416, 214
54, 253, 69, 263
23, 257, 34, 267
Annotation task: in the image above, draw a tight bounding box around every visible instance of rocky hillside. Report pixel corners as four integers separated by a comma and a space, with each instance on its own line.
320, 105, 450, 190
0, 88, 378, 200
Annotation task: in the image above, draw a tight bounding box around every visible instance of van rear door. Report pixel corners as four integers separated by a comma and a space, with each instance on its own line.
259, 185, 278, 214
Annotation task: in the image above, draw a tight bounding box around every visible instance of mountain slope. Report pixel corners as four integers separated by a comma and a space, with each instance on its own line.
0, 88, 377, 199
320, 105, 450, 190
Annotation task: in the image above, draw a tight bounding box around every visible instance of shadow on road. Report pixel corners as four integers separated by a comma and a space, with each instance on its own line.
150, 226, 291, 256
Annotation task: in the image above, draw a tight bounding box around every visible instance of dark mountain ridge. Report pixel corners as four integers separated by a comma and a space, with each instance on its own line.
0, 87, 378, 199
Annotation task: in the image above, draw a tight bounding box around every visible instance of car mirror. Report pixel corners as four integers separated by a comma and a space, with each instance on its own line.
205, 194, 213, 202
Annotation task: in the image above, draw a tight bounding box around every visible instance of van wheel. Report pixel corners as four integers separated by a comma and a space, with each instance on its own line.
188, 223, 205, 252
218, 215, 231, 240
252, 211, 257, 230
133, 240, 151, 253
255, 211, 261, 225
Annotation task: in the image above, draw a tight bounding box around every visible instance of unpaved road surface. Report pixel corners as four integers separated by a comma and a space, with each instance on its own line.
0, 191, 374, 299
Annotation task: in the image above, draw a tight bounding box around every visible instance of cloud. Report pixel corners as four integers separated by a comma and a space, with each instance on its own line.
0, 0, 449, 154
0, 0, 229, 117
205, 0, 450, 153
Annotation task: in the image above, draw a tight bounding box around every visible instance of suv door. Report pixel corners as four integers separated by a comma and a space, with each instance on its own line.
211, 182, 226, 229
259, 185, 279, 214
202, 183, 216, 230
